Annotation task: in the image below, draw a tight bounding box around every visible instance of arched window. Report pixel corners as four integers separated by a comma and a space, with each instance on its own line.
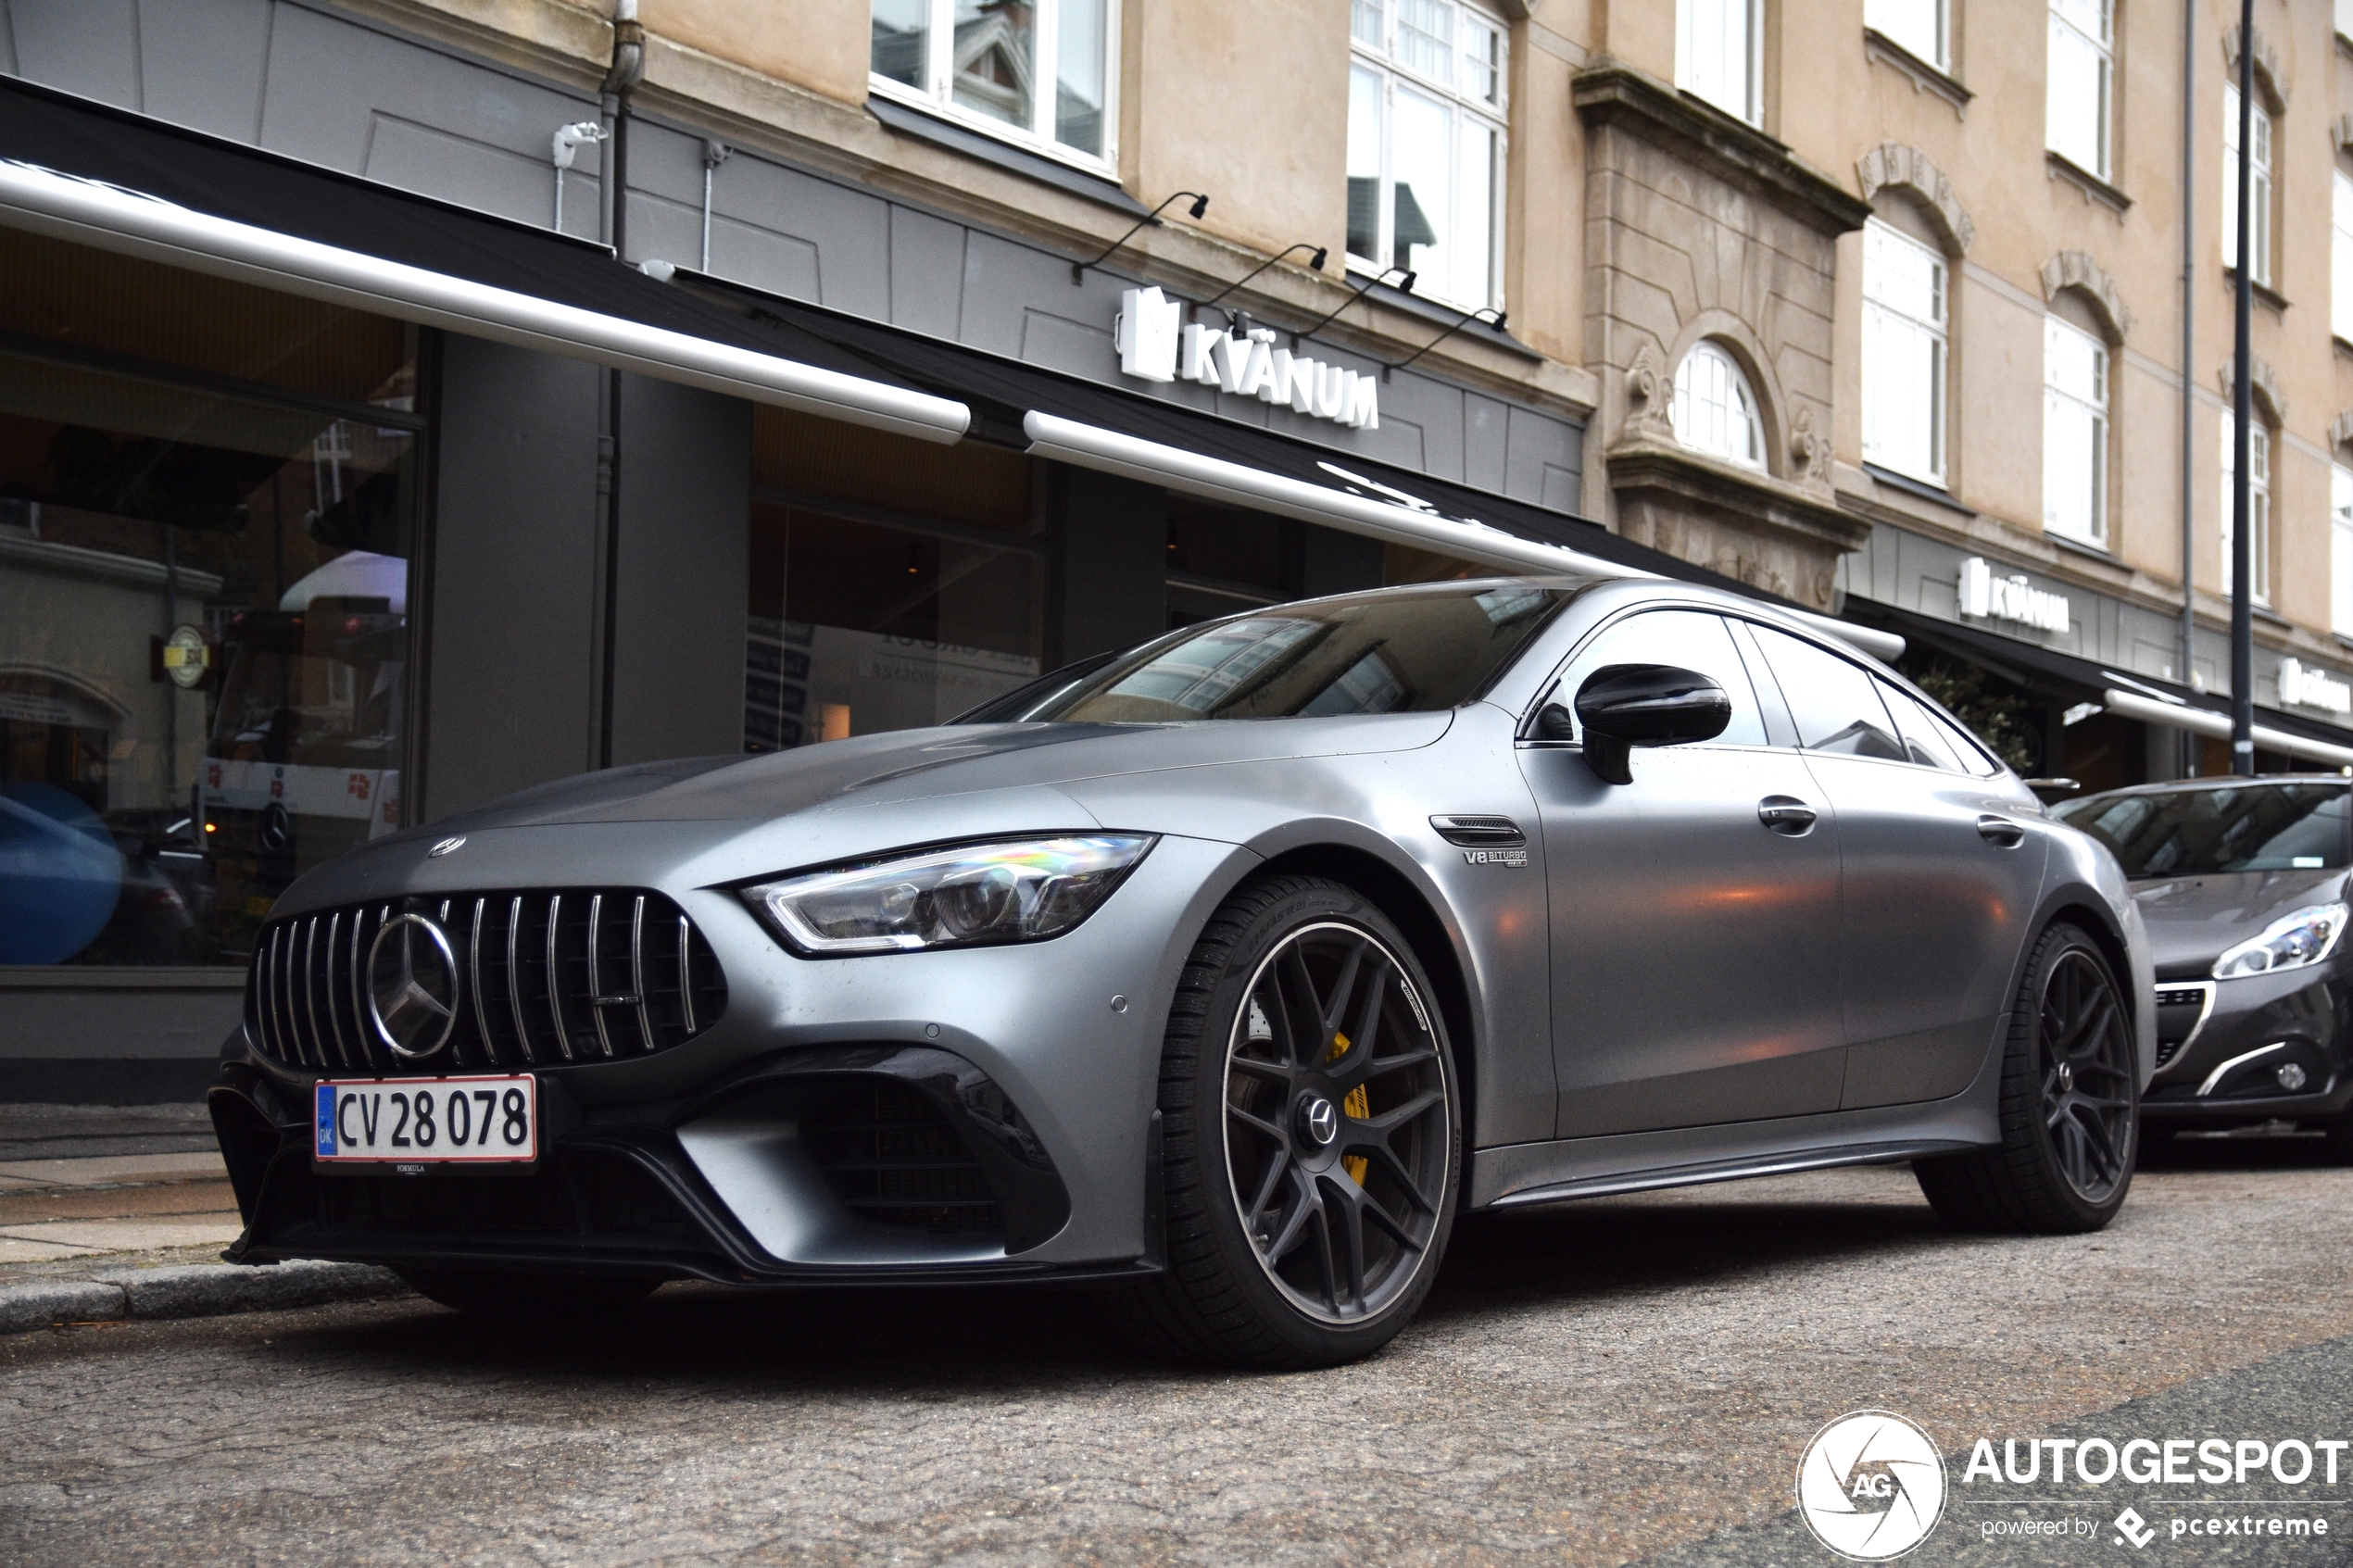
1672, 341, 1764, 469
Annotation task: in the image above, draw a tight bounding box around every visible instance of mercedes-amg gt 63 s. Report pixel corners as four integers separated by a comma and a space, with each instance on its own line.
209, 574, 2154, 1367
2055, 775, 2351, 1151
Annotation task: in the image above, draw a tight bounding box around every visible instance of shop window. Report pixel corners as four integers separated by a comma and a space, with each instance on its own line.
870, 0, 1116, 164
2220, 416, 2271, 606
2046, 0, 2111, 179
745, 407, 1041, 752
1862, 219, 1947, 486
2333, 463, 2353, 636
2042, 314, 2108, 546
1679, 0, 1758, 124
0, 230, 418, 968
2223, 82, 2272, 288
1867, 0, 1947, 71
2334, 171, 2353, 342
1347, 0, 1506, 311
1671, 341, 1764, 470
1165, 501, 1295, 628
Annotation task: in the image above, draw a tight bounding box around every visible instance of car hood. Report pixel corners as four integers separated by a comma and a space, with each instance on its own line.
2129, 866, 2350, 972
403, 712, 1456, 834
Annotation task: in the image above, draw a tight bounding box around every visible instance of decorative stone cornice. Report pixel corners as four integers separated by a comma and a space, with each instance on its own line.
1605, 436, 1869, 550
1623, 343, 1677, 443
2223, 25, 2286, 108
2039, 251, 2133, 342
1572, 64, 1872, 238
1605, 435, 1870, 609
2330, 410, 2353, 453
2219, 357, 2286, 426
1856, 143, 1974, 254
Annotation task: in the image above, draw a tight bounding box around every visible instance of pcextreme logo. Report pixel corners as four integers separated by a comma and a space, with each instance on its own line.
1797, 1410, 1949, 1561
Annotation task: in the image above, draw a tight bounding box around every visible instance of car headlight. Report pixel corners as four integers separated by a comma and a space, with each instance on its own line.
2212, 902, 2349, 980
741, 834, 1156, 955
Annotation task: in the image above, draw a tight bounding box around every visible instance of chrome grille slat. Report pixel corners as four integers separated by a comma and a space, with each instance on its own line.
469, 897, 497, 1069
629, 896, 655, 1056
506, 897, 535, 1065
277, 922, 304, 1067
546, 894, 574, 1061
322, 912, 353, 1068
586, 893, 616, 1060
301, 918, 321, 1069
677, 914, 696, 1035
250, 927, 277, 1062
349, 909, 372, 1070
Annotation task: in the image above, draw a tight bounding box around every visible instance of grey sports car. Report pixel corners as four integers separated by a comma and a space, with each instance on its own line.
208, 573, 2154, 1367
2054, 776, 2351, 1148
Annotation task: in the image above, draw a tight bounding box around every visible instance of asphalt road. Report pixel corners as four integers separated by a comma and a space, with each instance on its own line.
6, 1135, 2353, 1566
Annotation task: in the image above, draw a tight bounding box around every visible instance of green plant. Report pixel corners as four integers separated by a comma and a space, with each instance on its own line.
1905, 659, 2038, 774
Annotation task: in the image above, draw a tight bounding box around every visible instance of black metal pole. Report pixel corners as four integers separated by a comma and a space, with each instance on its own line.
2179, 0, 2196, 774
2230, 0, 2256, 776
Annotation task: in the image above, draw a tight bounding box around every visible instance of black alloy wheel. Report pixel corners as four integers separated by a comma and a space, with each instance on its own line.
1131, 875, 1461, 1368
1916, 922, 2139, 1233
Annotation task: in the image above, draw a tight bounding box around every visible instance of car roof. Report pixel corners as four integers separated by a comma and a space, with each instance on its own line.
2068, 774, 2353, 806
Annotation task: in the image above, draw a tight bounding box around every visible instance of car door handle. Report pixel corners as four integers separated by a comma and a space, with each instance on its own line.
1757, 797, 1817, 834
1976, 813, 2027, 847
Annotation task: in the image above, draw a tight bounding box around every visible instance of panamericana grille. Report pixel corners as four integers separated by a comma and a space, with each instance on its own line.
804, 1083, 1004, 1235
247, 890, 726, 1073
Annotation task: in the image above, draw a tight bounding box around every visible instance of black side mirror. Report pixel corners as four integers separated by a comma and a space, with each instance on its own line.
1572, 663, 1731, 784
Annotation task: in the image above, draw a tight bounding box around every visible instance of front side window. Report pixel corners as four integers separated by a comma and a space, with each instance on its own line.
2224, 82, 2273, 287
2046, 0, 2112, 178
1867, 0, 1947, 70
2043, 315, 2108, 546
1679, 0, 1757, 123
2220, 416, 2272, 606
1347, 0, 1506, 311
2334, 171, 2353, 342
1862, 220, 1948, 485
2333, 463, 2353, 636
1744, 625, 1909, 761
870, 0, 1115, 164
1671, 342, 1764, 469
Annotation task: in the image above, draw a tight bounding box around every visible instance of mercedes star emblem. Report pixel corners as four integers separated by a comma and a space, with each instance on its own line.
1300, 1096, 1340, 1148
429, 835, 466, 858
366, 913, 460, 1060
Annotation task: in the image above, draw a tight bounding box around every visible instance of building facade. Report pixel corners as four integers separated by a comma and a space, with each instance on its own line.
3, 0, 2352, 1094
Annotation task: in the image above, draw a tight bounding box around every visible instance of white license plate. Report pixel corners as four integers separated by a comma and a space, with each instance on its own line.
313, 1075, 537, 1164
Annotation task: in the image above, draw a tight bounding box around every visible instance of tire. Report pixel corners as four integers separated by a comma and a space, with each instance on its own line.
1915, 922, 2139, 1234
1127, 875, 1462, 1369
396, 1267, 661, 1318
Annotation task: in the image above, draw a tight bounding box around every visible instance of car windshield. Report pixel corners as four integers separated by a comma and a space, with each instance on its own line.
2054, 783, 2352, 877
977, 582, 1587, 723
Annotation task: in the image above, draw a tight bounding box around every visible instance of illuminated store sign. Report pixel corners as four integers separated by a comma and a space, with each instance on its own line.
2280, 658, 2353, 715
1958, 556, 2071, 634
1115, 286, 1379, 431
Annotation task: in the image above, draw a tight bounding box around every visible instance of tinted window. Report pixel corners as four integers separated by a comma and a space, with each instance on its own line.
1005, 582, 1587, 722
1746, 626, 1906, 759
1875, 679, 1968, 771
2055, 784, 2352, 876
1555, 610, 1768, 747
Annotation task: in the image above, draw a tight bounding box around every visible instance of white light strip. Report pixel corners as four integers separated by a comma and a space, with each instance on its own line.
1021, 410, 1907, 662
0, 159, 973, 445
2102, 689, 2353, 770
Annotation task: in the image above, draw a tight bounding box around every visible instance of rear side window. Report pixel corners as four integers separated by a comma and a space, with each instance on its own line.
1554, 608, 1768, 747
1875, 680, 1969, 771
1746, 625, 1906, 760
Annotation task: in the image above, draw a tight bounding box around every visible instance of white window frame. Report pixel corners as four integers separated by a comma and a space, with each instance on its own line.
1346, 0, 1509, 313
2224, 82, 2273, 289
1672, 340, 1766, 470
1678, 0, 1761, 124
2221, 415, 2272, 607
2042, 314, 2108, 547
1866, 0, 1947, 73
2045, 0, 2113, 180
867, 0, 1121, 174
1861, 218, 1949, 486
2334, 462, 2353, 636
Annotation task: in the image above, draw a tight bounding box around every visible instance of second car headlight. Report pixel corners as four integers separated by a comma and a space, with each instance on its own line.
742, 834, 1156, 955
2212, 902, 2349, 980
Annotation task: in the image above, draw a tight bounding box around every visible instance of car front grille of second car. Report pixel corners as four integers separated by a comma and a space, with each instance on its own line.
247, 890, 727, 1073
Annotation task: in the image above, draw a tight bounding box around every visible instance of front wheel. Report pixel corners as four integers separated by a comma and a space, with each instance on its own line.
1915, 922, 2139, 1233
1128, 875, 1462, 1369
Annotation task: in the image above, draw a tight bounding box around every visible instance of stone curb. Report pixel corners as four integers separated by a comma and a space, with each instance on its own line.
0, 1261, 408, 1335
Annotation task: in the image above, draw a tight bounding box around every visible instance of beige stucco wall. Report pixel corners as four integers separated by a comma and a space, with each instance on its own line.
640, 0, 869, 104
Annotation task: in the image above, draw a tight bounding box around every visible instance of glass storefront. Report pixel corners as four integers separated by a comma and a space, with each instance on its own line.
0, 231, 419, 967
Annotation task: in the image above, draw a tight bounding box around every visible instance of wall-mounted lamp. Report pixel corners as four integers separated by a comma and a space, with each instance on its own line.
1288, 267, 1414, 349
1194, 243, 1328, 319
1384, 305, 1508, 380
700, 140, 732, 271
1071, 191, 1210, 284
550, 120, 608, 232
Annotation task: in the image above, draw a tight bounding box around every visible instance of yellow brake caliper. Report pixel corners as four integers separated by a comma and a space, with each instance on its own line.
1328, 1030, 1369, 1185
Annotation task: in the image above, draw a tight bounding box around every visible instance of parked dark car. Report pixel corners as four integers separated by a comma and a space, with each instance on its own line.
2054, 776, 2351, 1151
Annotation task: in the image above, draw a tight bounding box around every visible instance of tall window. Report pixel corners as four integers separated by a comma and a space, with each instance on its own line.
1678, 0, 1758, 124
2224, 83, 2273, 287
1867, 0, 1947, 71
1672, 342, 1764, 469
2043, 316, 2108, 546
1862, 220, 1947, 485
1347, 0, 1506, 311
2046, 0, 2112, 179
2334, 464, 2353, 635
2221, 416, 2271, 606
870, 0, 1115, 164
2334, 173, 2353, 340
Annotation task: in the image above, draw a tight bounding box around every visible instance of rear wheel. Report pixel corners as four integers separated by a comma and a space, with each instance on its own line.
1916, 922, 2138, 1233
1129, 875, 1461, 1369
396, 1268, 661, 1318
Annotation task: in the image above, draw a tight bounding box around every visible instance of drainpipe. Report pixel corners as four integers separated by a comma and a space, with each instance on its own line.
594, 0, 647, 771
2179, 0, 2196, 774
599, 0, 647, 255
